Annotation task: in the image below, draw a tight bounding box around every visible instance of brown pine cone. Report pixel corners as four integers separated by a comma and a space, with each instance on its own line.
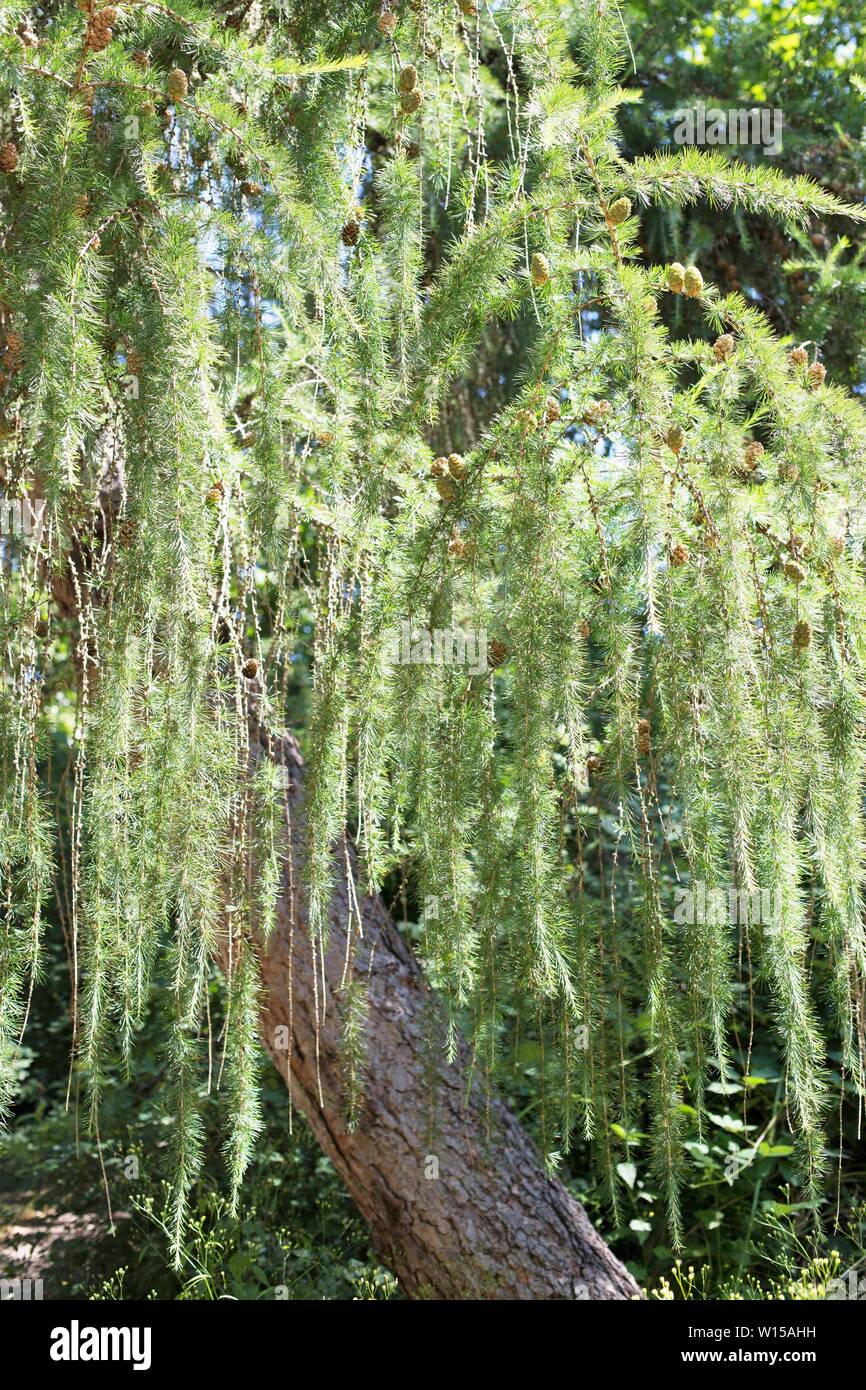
743, 441, 765, 471
669, 542, 689, 567
807, 362, 826, 389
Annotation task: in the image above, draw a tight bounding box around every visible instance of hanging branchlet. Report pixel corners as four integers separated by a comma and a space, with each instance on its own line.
1, 0, 865, 1250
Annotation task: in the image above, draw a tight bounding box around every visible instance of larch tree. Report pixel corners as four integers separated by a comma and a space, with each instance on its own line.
1, 0, 865, 1298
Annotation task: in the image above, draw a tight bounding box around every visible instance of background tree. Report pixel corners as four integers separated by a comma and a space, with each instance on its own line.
623, 0, 866, 386
2, 0, 866, 1299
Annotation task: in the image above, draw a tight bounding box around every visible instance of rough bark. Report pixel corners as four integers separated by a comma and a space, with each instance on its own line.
241, 721, 640, 1302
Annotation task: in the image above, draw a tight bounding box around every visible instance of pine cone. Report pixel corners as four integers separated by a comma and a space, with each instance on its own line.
713, 334, 735, 361
447, 453, 468, 480
126, 347, 143, 375
792, 619, 812, 651
666, 262, 685, 293
87, 17, 113, 51
167, 68, 189, 102
637, 717, 651, 755
377, 11, 398, 36
242, 180, 263, 197
665, 423, 685, 454
807, 362, 826, 389
544, 396, 561, 423
583, 399, 611, 426
579, 619, 591, 640
242, 658, 259, 680
457, 0, 478, 13
399, 65, 418, 92
0, 143, 19, 174
530, 252, 550, 286
400, 89, 423, 115
784, 559, 807, 584
487, 640, 509, 668
341, 220, 360, 246
586, 753, 604, 775
608, 196, 632, 226
430, 456, 450, 478
778, 459, 800, 483
743, 440, 765, 470
683, 265, 704, 298
132, 50, 151, 69
788, 347, 809, 369
436, 477, 458, 503
669, 542, 689, 567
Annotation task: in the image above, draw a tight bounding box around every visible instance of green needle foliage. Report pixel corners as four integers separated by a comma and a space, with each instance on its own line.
1, 0, 865, 1252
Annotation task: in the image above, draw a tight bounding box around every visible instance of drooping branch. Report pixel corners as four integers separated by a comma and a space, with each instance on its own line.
236, 721, 640, 1301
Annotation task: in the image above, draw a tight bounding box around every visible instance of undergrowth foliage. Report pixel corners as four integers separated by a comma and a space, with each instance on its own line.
1, 0, 865, 1253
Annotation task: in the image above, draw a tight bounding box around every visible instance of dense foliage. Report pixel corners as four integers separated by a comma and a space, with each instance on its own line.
2, 0, 866, 1293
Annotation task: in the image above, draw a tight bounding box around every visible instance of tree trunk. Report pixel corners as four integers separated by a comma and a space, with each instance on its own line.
242, 722, 640, 1301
